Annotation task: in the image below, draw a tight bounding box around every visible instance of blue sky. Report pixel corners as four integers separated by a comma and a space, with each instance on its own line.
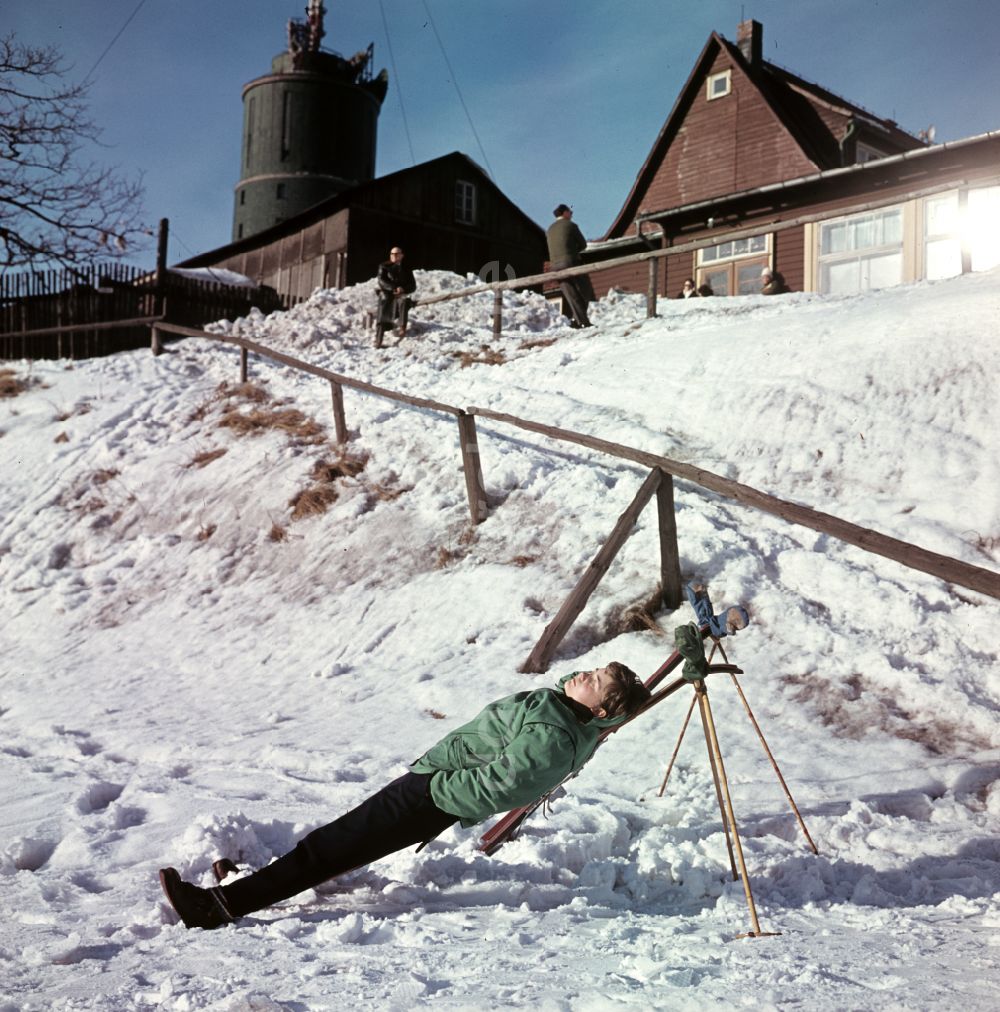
8, 0, 1000, 268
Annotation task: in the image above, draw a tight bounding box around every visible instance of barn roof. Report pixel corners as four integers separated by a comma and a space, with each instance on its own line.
176, 152, 543, 269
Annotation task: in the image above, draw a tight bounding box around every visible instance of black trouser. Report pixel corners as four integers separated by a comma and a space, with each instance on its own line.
377, 293, 410, 329
220, 772, 457, 918
552, 259, 593, 327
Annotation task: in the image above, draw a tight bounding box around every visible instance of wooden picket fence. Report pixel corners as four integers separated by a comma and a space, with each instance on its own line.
0, 263, 283, 360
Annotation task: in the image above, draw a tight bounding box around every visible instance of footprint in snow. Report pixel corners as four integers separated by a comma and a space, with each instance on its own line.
75, 781, 124, 815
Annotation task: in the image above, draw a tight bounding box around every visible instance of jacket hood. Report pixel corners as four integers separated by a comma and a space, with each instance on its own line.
556, 672, 633, 731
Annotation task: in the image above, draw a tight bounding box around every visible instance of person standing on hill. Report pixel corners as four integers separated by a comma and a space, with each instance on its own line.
546, 204, 595, 328
158, 662, 650, 930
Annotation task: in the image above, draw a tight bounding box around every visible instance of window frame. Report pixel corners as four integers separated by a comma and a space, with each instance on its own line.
706, 69, 732, 101
695, 234, 771, 296
816, 205, 905, 294
455, 179, 477, 226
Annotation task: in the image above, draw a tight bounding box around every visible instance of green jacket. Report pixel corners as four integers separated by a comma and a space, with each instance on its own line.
410, 675, 628, 827
546, 217, 587, 267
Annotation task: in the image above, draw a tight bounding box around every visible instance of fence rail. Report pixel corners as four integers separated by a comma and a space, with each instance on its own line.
148, 321, 1000, 609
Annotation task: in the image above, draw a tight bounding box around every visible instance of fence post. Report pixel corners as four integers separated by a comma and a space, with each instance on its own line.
330, 380, 348, 443
155, 218, 169, 319
457, 411, 488, 524
521, 468, 662, 673
239, 346, 248, 383
656, 469, 683, 609
151, 325, 163, 356
492, 289, 503, 339
647, 258, 658, 318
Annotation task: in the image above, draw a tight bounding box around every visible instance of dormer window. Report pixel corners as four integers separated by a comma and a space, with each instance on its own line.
856, 142, 885, 164
707, 70, 732, 100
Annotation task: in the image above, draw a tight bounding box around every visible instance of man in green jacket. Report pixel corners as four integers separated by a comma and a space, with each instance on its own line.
159, 662, 650, 929
546, 203, 595, 328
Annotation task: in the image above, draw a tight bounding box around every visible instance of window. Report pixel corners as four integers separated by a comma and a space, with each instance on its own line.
239, 190, 245, 206
707, 70, 731, 100
455, 180, 476, 225
696, 234, 769, 295
966, 186, 1000, 272
923, 193, 961, 280
245, 98, 255, 168
281, 91, 292, 160
856, 143, 885, 164
276, 183, 286, 199
699, 260, 769, 296
700, 235, 767, 263
817, 207, 903, 294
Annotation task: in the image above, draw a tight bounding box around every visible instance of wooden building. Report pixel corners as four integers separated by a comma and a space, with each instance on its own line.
178, 152, 547, 304
587, 20, 1000, 299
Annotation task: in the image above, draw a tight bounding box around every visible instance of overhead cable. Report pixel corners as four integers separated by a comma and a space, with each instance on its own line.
378, 0, 417, 166
420, 0, 495, 180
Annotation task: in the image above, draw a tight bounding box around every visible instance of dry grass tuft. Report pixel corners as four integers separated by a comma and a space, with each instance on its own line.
218, 406, 326, 444
268, 522, 288, 542
91, 468, 119, 486
519, 336, 558, 351
613, 584, 668, 636
509, 554, 538, 568
217, 380, 270, 403
425, 709, 447, 720
0, 368, 38, 399
453, 345, 507, 368
54, 431, 69, 444
197, 524, 217, 542
0, 369, 21, 397
187, 448, 228, 469
435, 546, 459, 569
368, 481, 407, 502
288, 484, 339, 520
309, 452, 367, 483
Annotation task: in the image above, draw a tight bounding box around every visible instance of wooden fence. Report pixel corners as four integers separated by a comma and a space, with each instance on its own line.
0, 263, 283, 360
150, 321, 1000, 671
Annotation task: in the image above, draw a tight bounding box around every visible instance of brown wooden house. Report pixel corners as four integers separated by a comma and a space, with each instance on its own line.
177, 151, 547, 303
587, 20, 1000, 299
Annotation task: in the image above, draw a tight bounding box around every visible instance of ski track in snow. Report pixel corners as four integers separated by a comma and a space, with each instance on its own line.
1, 268, 998, 1009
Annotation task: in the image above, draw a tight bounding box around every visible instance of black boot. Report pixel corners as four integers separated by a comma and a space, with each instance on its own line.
159, 867, 235, 930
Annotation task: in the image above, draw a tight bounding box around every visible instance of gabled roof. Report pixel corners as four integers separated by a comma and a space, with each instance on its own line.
176, 152, 543, 269
604, 28, 926, 239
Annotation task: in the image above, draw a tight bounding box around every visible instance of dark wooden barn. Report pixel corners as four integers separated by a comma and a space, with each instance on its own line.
177, 151, 547, 303
585, 20, 1000, 299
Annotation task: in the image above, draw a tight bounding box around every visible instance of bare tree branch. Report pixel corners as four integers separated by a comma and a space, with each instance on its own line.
0, 32, 150, 268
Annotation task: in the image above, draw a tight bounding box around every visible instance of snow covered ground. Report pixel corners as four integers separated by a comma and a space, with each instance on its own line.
1, 267, 998, 1010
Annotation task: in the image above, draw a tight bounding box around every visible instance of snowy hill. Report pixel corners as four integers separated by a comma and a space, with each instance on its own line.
1, 268, 999, 1010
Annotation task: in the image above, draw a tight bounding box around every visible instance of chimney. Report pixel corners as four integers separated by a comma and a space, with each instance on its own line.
737, 19, 763, 68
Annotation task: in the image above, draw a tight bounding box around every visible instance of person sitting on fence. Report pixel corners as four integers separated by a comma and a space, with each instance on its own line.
375, 246, 417, 346
158, 662, 650, 930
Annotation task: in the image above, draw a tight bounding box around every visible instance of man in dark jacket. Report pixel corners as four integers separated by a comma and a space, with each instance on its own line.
159, 662, 650, 930
546, 204, 595, 328
375, 246, 417, 346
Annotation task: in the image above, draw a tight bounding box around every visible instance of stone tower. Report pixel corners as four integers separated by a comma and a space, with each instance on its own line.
232, 1, 388, 241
